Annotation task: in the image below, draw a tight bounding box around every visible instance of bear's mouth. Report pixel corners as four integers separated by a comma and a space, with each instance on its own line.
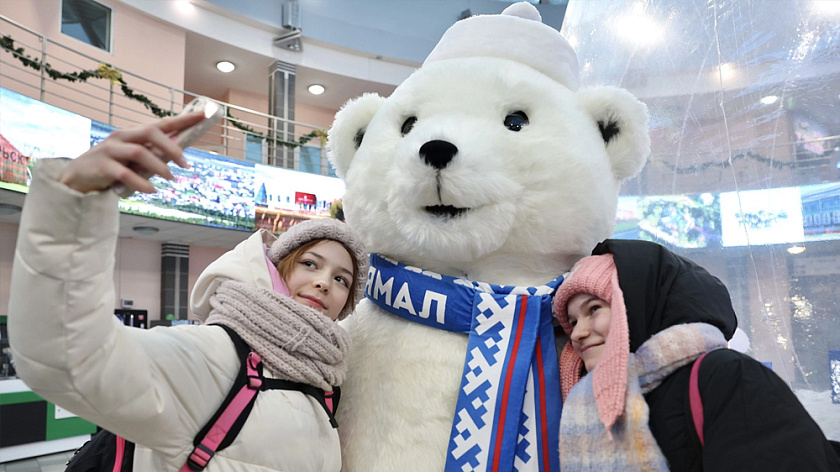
425, 205, 469, 219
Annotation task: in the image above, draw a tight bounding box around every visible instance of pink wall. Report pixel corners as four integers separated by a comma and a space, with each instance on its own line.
296, 102, 339, 129
113, 238, 162, 319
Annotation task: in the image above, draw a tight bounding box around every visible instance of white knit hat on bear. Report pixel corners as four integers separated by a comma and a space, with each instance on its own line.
424, 2, 580, 91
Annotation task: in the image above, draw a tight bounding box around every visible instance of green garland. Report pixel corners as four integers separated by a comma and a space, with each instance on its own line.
226, 108, 327, 149
1, 35, 172, 118
1, 34, 325, 148
655, 151, 798, 174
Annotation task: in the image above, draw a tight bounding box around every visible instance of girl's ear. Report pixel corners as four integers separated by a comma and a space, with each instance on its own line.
327, 93, 386, 178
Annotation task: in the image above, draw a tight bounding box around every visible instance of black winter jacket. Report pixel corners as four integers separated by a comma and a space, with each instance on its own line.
647, 349, 840, 471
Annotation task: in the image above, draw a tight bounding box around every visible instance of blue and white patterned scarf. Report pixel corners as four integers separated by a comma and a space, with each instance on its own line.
365, 253, 564, 472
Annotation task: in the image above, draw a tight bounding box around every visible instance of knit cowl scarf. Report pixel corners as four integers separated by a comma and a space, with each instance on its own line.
204, 280, 350, 391
558, 322, 727, 471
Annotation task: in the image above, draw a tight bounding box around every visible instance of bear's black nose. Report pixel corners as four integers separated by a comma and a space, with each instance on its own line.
419, 140, 458, 170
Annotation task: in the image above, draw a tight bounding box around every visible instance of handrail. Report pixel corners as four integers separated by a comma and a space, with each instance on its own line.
0, 13, 332, 175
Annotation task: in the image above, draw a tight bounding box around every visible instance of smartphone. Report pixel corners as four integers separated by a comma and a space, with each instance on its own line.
112, 96, 225, 198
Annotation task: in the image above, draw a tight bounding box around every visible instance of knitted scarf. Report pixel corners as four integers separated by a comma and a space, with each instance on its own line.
204, 280, 350, 391
559, 322, 727, 471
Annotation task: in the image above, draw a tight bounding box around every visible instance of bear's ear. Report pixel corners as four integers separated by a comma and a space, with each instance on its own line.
577, 86, 651, 181
327, 93, 386, 178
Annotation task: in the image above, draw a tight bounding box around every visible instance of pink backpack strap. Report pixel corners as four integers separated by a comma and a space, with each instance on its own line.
180, 352, 263, 472
112, 435, 126, 472
689, 351, 709, 447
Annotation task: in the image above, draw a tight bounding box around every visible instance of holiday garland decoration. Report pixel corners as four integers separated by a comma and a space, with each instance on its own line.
1, 34, 175, 118
1, 34, 326, 150
653, 151, 798, 174
224, 108, 328, 149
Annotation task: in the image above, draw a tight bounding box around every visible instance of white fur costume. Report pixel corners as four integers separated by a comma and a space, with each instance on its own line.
328, 3, 651, 470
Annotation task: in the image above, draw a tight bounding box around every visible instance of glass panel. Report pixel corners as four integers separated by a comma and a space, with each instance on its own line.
298, 145, 321, 174
563, 0, 840, 439
61, 0, 112, 52
245, 134, 263, 164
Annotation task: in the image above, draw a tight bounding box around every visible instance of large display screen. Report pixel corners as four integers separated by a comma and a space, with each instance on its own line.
719, 187, 804, 247
615, 192, 721, 248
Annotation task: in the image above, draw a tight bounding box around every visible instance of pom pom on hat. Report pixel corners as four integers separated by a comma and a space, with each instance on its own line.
268, 218, 368, 320
553, 254, 630, 436
423, 2, 580, 91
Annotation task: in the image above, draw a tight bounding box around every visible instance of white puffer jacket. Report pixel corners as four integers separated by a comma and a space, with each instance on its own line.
8, 159, 341, 472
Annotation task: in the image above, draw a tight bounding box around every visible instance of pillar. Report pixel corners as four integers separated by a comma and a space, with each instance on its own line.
161, 242, 189, 320
269, 60, 296, 169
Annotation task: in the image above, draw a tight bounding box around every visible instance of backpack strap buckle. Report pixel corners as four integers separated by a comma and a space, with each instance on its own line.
187, 443, 215, 471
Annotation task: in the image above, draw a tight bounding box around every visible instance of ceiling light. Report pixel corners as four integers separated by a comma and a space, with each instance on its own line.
787, 245, 805, 255
132, 226, 160, 235
0, 203, 22, 215
216, 61, 235, 73
813, 1, 840, 14
760, 95, 779, 105
717, 63, 735, 80
615, 15, 663, 46
173, 0, 195, 14
308, 84, 325, 95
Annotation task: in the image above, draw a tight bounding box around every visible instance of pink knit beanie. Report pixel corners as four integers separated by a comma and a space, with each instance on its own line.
553, 253, 630, 435
267, 218, 368, 320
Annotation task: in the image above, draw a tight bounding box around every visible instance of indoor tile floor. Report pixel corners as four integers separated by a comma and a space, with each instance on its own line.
0, 451, 72, 472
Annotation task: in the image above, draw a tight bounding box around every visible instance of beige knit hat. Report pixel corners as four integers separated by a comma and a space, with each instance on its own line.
267, 218, 368, 320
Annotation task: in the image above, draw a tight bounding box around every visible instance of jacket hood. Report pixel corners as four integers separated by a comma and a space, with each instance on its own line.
191, 230, 277, 322
591, 239, 737, 352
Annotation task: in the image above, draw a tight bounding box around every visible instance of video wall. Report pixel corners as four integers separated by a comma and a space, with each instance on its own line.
617, 183, 840, 249
3, 86, 840, 245
0, 87, 345, 233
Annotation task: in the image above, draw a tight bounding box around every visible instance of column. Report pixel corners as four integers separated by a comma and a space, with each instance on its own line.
161, 242, 189, 320
269, 60, 296, 169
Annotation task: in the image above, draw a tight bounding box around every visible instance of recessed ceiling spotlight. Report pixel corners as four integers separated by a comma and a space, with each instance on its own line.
132, 226, 160, 235
216, 61, 235, 73
308, 84, 325, 95
760, 95, 779, 105
0, 203, 22, 215
787, 245, 805, 255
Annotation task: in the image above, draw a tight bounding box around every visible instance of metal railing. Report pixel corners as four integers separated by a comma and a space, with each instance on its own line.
0, 13, 332, 175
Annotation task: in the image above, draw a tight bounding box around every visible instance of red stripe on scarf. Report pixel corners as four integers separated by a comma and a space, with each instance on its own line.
535, 337, 551, 471
491, 297, 528, 472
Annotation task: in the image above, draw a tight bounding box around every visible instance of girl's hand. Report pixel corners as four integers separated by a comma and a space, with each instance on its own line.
58, 111, 206, 194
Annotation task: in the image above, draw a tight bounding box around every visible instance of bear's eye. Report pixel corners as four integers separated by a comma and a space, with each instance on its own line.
353, 129, 365, 149
504, 111, 529, 132
401, 117, 417, 136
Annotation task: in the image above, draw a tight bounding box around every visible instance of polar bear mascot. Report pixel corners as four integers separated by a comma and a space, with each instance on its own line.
328, 3, 651, 471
